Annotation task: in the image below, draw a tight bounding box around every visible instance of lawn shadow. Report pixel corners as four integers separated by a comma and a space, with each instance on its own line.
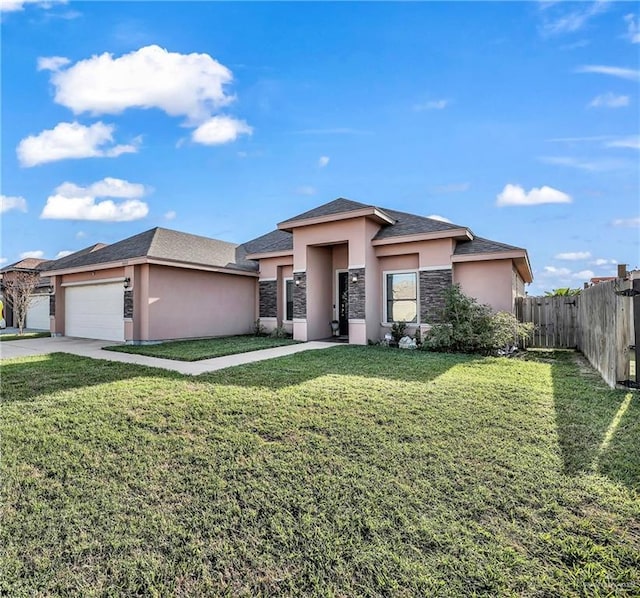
197, 345, 480, 389
545, 350, 639, 492
0, 352, 180, 403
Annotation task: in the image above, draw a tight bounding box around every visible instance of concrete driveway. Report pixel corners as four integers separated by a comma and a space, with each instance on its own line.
0, 336, 338, 375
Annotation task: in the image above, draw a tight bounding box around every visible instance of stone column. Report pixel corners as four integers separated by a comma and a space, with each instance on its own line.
419, 269, 452, 323
348, 268, 365, 319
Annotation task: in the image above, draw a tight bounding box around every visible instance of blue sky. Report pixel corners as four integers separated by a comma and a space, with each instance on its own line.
1, 0, 638, 294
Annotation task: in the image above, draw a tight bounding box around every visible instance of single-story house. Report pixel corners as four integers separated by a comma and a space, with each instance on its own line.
0, 258, 52, 330
40, 197, 532, 344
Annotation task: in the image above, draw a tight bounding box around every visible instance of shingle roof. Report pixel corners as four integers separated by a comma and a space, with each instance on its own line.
41, 228, 253, 273
454, 236, 524, 256
373, 208, 464, 240
281, 198, 370, 223
239, 229, 293, 255
0, 257, 51, 272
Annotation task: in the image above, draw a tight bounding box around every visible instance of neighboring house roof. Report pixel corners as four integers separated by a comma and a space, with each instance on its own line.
590, 276, 616, 285
42, 227, 256, 274
453, 236, 525, 256
0, 257, 51, 273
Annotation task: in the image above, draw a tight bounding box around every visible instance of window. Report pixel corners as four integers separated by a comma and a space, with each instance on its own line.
285, 278, 293, 321
385, 272, 417, 323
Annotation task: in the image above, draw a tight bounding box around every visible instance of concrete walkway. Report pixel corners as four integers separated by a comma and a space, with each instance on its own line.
0, 336, 339, 375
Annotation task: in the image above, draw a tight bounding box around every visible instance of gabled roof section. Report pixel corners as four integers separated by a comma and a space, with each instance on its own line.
373, 209, 467, 240
282, 198, 370, 223
41, 228, 251, 273
454, 236, 524, 256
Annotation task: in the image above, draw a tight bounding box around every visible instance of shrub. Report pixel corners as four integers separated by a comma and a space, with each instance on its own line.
424, 285, 533, 354
270, 326, 291, 339
253, 319, 266, 337
390, 321, 407, 343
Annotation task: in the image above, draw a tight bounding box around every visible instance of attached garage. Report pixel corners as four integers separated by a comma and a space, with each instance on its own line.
64, 282, 124, 342
26, 294, 50, 330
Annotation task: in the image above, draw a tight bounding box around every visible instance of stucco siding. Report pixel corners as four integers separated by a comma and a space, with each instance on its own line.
454, 260, 515, 313
147, 265, 256, 340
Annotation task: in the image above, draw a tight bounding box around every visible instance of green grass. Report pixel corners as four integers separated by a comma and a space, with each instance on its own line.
1, 348, 639, 596
103, 334, 299, 361
0, 331, 50, 342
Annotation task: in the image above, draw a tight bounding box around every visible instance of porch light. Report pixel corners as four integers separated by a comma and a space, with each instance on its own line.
123, 277, 131, 289
351, 274, 358, 283
295, 276, 301, 286
47, 285, 54, 294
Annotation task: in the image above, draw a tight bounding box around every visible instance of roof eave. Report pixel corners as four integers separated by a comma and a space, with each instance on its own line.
452, 250, 533, 283
245, 250, 294, 260
278, 206, 395, 232
372, 228, 473, 246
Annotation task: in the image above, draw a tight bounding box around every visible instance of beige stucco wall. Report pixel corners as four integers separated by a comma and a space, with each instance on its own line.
454, 260, 515, 313
375, 238, 453, 267
146, 265, 257, 340
259, 255, 293, 279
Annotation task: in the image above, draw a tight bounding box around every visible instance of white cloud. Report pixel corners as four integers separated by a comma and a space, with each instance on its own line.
55, 250, 74, 259
555, 251, 591, 260
41, 177, 149, 222
46, 45, 235, 123
541, 1, 608, 36
318, 156, 330, 168
414, 99, 449, 111
1, 0, 66, 12
75, 231, 86, 239
573, 269, 595, 280
496, 183, 572, 207
591, 258, 616, 266
191, 116, 252, 145
37, 56, 70, 71
588, 92, 630, 108
164, 210, 176, 221
612, 217, 640, 228
0, 258, 7, 266
17, 121, 140, 167
625, 13, 640, 43
294, 186, 317, 196
426, 214, 453, 223
539, 155, 629, 171
1, 194, 27, 213
543, 266, 572, 277
576, 65, 640, 81
605, 136, 640, 149
19, 250, 44, 259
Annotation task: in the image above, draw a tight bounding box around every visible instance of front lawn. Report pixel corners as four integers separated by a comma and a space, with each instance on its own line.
103, 334, 299, 361
1, 348, 638, 596
0, 331, 50, 342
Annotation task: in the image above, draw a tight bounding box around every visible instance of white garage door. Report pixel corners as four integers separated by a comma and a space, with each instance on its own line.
27, 295, 50, 330
65, 283, 124, 341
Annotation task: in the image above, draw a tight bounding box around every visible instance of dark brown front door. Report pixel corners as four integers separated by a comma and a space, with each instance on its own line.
338, 272, 349, 336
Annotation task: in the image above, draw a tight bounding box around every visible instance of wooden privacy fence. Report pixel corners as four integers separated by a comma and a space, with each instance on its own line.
515, 295, 580, 348
516, 273, 639, 388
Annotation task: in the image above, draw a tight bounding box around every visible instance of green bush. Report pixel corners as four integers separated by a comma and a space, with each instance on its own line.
424, 285, 533, 354
270, 326, 292, 339
390, 321, 407, 343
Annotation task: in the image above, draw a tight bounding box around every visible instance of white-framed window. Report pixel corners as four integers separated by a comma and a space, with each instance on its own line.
383, 270, 418, 323
284, 278, 293, 321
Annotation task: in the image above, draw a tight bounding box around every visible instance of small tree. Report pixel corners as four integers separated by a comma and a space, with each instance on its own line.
2, 271, 42, 334
544, 287, 581, 297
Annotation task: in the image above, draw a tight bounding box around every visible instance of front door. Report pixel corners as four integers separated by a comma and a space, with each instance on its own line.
338, 271, 349, 336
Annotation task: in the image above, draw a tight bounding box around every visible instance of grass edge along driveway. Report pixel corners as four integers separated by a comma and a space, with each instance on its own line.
1, 347, 639, 596
103, 334, 299, 361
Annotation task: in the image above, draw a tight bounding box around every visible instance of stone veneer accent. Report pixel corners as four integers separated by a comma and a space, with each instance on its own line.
49, 294, 55, 317
419, 269, 452, 323
348, 268, 366, 319
259, 280, 278, 318
293, 273, 306, 319
124, 289, 134, 319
